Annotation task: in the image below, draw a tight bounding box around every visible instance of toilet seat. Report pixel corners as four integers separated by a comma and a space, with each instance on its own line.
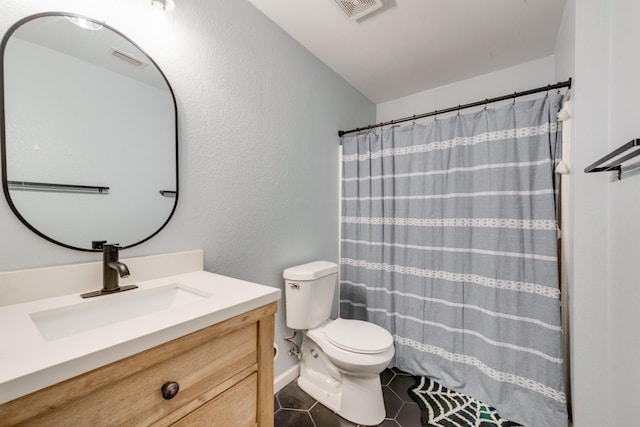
324, 318, 393, 354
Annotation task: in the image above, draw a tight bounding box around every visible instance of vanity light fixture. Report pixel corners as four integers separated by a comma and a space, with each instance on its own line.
65, 16, 103, 31
151, 0, 167, 10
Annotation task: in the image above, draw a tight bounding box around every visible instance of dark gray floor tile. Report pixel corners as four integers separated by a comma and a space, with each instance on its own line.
274, 368, 425, 427
382, 385, 403, 419
277, 381, 317, 410
395, 402, 422, 426
274, 409, 315, 427
310, 403, 358, 427
388, 374, 418, 403
380, 368, 395, 386
391, 367, 412, 376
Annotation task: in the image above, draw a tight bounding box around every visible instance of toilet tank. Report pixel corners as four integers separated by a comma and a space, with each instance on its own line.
283, 261, 338, 330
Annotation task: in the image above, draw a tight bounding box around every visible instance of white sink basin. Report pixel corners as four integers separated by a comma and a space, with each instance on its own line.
0, 269, 280, 405
30, 285, 208, 340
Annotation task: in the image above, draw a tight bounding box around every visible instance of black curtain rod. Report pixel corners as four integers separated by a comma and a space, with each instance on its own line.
338, 78, 572, 138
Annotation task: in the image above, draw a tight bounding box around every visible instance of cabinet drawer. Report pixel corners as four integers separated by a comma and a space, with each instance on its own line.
13, 323, 257, 426
172, 372, 258, 427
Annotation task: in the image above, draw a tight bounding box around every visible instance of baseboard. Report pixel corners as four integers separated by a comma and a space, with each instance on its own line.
274, 363, 299, 393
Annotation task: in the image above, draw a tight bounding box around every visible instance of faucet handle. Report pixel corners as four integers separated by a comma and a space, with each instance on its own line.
92, 240, 107, 250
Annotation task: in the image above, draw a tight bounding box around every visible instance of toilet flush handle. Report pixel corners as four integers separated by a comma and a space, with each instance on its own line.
288, 281, 299, 289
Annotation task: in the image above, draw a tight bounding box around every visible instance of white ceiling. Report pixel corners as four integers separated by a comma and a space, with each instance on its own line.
247, 0, 566, 104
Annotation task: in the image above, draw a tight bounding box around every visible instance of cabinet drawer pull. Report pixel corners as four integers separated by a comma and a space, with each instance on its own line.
161, 381, 180, 400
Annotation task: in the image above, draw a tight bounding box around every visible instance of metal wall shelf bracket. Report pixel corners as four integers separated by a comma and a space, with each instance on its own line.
584, 139, 640, 180
159, 190, 176, 197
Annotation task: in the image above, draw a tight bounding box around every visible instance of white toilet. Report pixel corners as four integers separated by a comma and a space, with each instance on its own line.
283, 261, 395, 426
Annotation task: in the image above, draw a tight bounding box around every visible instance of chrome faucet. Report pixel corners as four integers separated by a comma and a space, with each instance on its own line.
81, 242, 138, 298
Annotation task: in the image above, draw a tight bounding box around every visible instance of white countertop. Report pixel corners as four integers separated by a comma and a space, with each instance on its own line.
0, 270, 280, 404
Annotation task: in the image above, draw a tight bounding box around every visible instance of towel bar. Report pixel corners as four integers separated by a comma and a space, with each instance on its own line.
584, 139, 640, 180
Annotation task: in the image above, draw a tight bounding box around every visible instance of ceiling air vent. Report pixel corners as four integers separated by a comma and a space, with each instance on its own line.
108, 48, 147, 69
334, 0, 383, 21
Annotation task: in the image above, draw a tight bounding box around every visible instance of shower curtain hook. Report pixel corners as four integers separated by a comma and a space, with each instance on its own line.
484, 99, 488, 110
412, 114, 417, 125
434, 110, 438, 121
512, 92, 517, 104
457, 105, 461, 116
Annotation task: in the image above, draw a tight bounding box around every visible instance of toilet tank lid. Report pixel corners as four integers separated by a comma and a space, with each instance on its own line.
283, 261, 338, 280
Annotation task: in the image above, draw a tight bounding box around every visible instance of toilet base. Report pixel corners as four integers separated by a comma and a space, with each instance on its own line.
298, 336, 386, 426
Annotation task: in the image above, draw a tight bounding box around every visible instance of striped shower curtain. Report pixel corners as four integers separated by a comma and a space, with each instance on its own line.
340, 94, 567, 427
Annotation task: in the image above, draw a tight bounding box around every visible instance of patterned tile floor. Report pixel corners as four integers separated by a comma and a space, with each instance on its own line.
274, 368, 422, 427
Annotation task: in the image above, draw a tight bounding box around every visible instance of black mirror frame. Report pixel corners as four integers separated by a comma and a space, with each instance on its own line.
0, 12, 179, 252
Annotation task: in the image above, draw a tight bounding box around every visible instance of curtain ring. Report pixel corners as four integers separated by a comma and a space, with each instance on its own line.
412, 114, 417, 125
434, 110, 438, 121
484, 99, 488, 110
512, 92, 517, 104
457, 105, 461, 116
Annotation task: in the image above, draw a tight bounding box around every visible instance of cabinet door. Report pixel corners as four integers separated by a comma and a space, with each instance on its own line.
172, 373, 258, 427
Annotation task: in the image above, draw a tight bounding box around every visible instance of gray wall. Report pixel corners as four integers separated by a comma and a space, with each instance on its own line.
0, 0, 375, 378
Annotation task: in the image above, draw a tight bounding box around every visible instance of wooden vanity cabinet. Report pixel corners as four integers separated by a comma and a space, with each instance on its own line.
0, 302, 277, 427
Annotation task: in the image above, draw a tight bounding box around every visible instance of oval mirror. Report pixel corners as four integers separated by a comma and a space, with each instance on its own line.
1, 13, 178, 251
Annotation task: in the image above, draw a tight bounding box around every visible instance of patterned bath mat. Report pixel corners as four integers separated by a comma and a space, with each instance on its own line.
408, 376, 523, 427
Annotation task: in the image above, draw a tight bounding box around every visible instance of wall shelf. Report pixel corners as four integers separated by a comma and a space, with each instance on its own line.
7, 181, 109, 194
584, 139, 640, 180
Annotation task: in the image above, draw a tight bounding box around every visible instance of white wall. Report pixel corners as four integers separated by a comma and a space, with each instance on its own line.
377, 56, 556, 123
0, 0, 375, 380
607, 0, 640, 424
571, 14, 611, 424
556, 0, 614, 424
555, 0, 640, 424
557, 0, 640, 423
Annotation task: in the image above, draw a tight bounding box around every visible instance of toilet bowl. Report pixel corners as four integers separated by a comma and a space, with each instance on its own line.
284, 261, 395, 426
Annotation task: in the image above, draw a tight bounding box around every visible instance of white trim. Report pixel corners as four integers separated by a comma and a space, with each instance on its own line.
274, 363, 300, 393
